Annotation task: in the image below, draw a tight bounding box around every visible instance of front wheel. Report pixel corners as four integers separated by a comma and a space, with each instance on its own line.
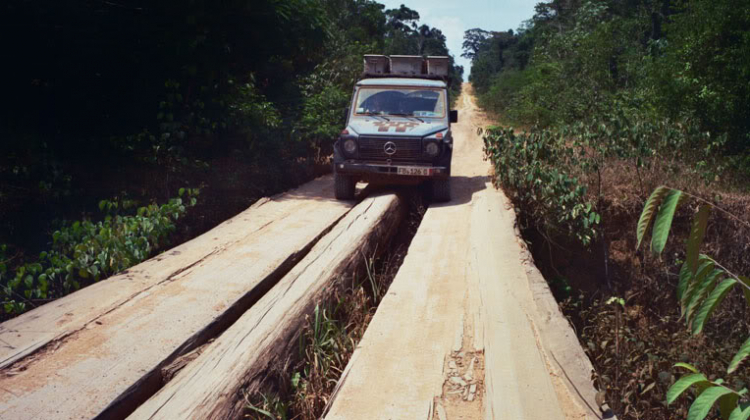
334, 172, 356, 200
431, 178, 451, 202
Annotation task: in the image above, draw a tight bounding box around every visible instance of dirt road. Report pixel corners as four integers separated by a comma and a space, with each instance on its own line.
323, 85, 600, 420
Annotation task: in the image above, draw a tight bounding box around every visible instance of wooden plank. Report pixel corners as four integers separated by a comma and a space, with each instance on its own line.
127, 192, 404, 420
322, 88, 565, 420
0, 176, 352, 420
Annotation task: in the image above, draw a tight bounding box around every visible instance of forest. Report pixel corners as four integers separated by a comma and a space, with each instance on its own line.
0, 0, 462, 316
472, 0, 750, 418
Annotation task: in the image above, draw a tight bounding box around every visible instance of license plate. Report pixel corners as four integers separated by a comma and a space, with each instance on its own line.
397, 166, 431, 176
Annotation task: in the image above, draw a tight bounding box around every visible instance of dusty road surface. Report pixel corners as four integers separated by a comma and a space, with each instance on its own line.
323, 85, 601, 420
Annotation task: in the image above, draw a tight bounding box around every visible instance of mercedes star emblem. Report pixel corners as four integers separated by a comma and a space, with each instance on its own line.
383, 141, 397, 155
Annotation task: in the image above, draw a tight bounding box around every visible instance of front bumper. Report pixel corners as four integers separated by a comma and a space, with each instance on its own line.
335, 161, 450, 179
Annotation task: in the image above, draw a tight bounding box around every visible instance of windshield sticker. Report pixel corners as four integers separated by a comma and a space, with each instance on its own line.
373, 121, 420, 133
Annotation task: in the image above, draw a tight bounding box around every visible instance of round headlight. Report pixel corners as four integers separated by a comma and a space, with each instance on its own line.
343, 139, 357, 155
424, 141, 440, 157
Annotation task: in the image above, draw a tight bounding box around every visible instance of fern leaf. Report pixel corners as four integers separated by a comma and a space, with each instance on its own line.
728, 336, 750, 374
682, 259, 715, 315
692, 279, 737, 335
688, 386, 735, 420
687, 205, 711, 273
667, 373, 710, 405
651, 189, 684, 255
686, 269, 724, 324
729, 403, 750, 420
637, 186, 671, 250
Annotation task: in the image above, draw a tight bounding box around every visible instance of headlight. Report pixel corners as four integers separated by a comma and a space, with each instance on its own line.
424, 141, 440, 157
343, 139, 358, 155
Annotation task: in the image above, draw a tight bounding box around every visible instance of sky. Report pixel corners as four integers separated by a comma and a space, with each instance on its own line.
376, 0, 539, 77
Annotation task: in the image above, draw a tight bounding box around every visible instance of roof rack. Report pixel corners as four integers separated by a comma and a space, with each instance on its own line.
362, 55, 452, 85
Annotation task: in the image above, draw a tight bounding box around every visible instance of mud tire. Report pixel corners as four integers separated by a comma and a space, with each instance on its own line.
432, 178, 451, 202
334, 172, 356, 200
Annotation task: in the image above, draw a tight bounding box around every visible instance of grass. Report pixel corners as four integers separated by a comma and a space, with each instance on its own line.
243, 251, 401, 420
244, 194, 424, 420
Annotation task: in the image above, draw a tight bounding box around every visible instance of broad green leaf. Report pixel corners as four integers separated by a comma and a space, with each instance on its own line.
675, 362, 700, 373
686, 269, 724, 323
651, 189, 684, 255
692, 279, 736, 335
721, 392, 740, 420
637, 186, 671, 249
668, 373, 709, 405
688, 386, 734, 420
729, 403, 750, 420
678, 262, 692, 302
687, 205, 711, 273
728, 336, 750, 374
683, 259, 714, 315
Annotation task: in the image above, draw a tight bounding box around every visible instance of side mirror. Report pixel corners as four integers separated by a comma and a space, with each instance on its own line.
344, 107, 350, 122
450, 110, 458, 123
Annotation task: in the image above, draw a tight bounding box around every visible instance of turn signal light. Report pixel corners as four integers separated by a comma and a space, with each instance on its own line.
435, 132, 444, 139
341, 129, 350, 135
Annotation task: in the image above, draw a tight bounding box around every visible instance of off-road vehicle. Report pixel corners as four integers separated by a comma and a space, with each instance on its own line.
333, 55, 458, 201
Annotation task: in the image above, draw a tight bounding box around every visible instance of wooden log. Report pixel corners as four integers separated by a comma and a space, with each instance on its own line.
0, 176, 352, 420
127, 192, 404, 420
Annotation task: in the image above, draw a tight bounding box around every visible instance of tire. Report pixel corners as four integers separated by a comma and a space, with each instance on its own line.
432, 178, 451, 202
334, 172, 356, 200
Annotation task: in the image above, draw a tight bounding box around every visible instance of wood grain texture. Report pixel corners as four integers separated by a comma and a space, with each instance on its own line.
323, 87, 566, 420
127, 192, 404, 420
0, 176, 352, 420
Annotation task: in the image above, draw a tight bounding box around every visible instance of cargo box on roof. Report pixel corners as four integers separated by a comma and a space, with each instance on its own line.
389, 55, 424, 76
426, 56, 449, 77
363, 54, 389, 75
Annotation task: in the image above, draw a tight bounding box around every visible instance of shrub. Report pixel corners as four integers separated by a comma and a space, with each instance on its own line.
1, 189, 198, 315
482, 113, 727, 247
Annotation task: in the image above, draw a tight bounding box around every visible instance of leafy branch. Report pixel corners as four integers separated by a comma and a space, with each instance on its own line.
638, 185, 750, 419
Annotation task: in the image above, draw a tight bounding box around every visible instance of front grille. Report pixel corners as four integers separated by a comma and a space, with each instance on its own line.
358, 136, 423, 161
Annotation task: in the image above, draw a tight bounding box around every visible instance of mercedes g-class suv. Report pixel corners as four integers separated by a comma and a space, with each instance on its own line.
333, 55, 458, 202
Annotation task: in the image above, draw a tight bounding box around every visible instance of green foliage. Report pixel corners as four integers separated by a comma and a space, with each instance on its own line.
482, 125, 600, 246
466, 0, 750, 156
688, 387, 737, 420
1, 189, 198, 315
638, 186, 750, 418
245, 392, 290, 420
482, 112, 719, 248
729, 338, 750, 375
651, 0, 750, 153
667, 373, 711, 405
650, 189, 684, 255
637, 186, 671, 250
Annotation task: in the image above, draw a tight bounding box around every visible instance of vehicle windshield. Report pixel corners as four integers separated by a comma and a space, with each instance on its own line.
354, 87, 446, 118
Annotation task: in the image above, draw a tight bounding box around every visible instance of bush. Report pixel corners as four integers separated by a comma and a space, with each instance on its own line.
482, 113, 726, 247
1, 189, 198, 315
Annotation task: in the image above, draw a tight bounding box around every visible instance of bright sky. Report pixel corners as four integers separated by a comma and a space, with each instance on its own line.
377, 0, 539, 76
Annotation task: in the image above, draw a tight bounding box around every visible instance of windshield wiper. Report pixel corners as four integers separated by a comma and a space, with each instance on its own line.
362, 112, 390, 122
389, 113, 425, 123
